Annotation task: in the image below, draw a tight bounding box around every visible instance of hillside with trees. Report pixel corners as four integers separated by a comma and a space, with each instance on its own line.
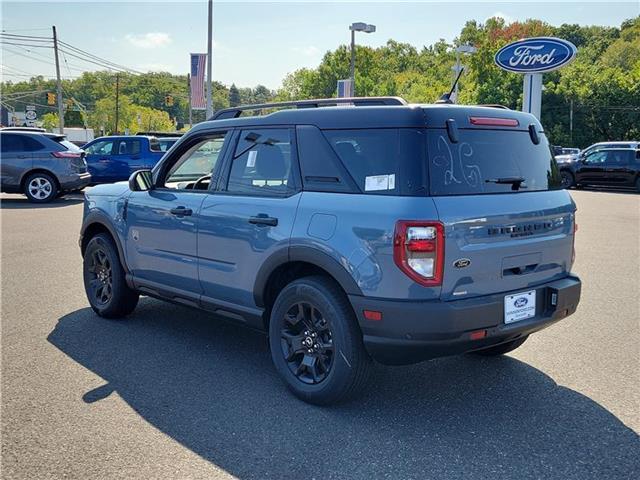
2, 16, 638, 146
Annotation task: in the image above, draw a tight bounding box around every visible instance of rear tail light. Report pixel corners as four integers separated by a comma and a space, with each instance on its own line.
393, 221, 444, 286
51, 151, 81, 159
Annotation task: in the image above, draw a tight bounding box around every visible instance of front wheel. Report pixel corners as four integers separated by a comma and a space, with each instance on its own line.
83, 233, 139, 318
268, 276, 372, 405
472, 335, 528, 356
560, 170, 574, 189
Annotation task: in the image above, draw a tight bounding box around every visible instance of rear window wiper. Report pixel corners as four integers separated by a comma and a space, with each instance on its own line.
485, 177, 526, 190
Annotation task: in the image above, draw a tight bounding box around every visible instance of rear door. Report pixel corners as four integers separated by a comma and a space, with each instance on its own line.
602, 149, 636, 186
426, 127, 574, 301
197, 127, 301, 308
113, 138, 144, 181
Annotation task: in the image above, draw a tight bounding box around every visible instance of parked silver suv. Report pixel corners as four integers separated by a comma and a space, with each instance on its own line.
0, 130, 92, 202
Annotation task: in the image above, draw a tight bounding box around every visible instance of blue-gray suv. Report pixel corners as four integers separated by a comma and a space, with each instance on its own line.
80, 97, 582, 404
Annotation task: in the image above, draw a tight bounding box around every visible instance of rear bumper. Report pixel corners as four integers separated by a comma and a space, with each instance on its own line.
60, 172, 92, 191
349, 275, 581, 365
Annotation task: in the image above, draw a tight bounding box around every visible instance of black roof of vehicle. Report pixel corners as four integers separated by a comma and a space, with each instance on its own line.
193, 97, 542, 133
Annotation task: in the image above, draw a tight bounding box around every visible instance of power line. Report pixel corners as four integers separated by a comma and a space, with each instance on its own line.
58, 40, 143, 74
0, 41, 53, 49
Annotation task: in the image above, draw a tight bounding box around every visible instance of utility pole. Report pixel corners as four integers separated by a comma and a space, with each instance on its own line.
349, 28, 356, 91
114, 73, 120, 134
205, 0, 213, 118
569, 99, 574, 145
187, 73, 193, 127
52, 26, 64, 132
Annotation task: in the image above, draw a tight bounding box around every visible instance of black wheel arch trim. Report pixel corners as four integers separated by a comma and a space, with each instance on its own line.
80, 210, 130, 275
253, 244, 363, 308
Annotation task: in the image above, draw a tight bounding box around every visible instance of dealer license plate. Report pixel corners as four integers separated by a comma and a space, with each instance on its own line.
504, 290, 536, 324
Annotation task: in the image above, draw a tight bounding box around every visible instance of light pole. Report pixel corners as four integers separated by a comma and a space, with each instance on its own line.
349, 22, 376, 96
205, 0, 213, 118
452, 43, 476, 103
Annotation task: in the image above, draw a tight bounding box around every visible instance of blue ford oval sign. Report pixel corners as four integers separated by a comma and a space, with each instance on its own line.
495, 37, 577, 73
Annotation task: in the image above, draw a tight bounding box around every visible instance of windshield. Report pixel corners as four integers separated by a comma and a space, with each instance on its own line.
427, 129, 561, 195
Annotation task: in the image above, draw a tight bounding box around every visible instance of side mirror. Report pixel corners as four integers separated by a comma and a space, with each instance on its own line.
129, 169, 153, 192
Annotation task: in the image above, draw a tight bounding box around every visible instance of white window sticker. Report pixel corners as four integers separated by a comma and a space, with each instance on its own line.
247, 150, 257, 168
364, 174, 395, 191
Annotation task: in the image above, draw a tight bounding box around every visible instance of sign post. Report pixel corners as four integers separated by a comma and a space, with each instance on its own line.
495, 37, 577, 119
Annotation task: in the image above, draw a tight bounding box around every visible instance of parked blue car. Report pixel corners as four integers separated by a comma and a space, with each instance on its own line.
80, 97, 581, 405
82, 135, 164, 184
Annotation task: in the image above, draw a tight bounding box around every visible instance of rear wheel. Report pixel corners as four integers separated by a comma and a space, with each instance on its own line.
560, 170, 574, 189
83, 233, 139, 318
24, 172, 57, 203
268, 276, 372, 405
472, 335, 528, 356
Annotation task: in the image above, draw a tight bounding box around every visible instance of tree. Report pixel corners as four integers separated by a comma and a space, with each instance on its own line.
229, 84, 241, 107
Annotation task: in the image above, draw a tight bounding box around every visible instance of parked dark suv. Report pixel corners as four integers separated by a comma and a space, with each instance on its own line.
559, 143, 640, 191
1, 130, 91, 202
80, 97, 581, 404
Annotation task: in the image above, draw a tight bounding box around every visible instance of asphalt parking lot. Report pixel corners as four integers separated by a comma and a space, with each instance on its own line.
1, 189, 638, 480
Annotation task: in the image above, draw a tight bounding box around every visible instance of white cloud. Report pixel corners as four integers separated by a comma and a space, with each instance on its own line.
125, 32, 172, 49
290, 45, 320, 57
488, 11, 514, 24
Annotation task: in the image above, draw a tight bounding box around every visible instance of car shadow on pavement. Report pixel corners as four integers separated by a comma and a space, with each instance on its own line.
48, 299, 639, 480
0, 194, 85, 209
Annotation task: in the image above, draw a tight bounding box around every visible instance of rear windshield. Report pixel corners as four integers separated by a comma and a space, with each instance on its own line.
427, 129, 561, 195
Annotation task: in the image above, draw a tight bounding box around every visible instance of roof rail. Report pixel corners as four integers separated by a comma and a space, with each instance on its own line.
478, 104, 510, 110
209, 96, 407, 121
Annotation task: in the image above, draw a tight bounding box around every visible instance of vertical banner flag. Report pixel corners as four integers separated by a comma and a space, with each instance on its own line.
190, 53, 207, 110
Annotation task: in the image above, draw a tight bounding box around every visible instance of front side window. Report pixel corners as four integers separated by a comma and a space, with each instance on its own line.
584, 151, 607, 164
163, 133, 228, 189
85, 140, 114, 155
227, 129, 295, 195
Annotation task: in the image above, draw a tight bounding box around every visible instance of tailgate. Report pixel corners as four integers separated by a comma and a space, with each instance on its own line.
434, 190, 576, 301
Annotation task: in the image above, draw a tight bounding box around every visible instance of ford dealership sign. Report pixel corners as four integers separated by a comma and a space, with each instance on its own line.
495, 37, 577, 73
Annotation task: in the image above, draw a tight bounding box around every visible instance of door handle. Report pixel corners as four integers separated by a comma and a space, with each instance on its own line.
170, 207, 193, 216
249, 214, 278, 226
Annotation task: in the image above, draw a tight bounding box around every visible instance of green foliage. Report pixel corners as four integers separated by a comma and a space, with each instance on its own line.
228, 83, 241, 107
2, 16, 637, 146
276, 15, 639, 148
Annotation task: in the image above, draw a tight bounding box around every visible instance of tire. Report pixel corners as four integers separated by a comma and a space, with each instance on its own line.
560, 170, 574, 189
24, 172, 58, 203
268, 276, 372, 405
472, 335, 528, 356
83, 233, 139, 318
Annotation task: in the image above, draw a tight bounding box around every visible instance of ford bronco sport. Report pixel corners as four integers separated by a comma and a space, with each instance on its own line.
80, 97, 581, 405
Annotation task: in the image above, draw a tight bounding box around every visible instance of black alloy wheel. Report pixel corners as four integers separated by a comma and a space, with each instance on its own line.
87, 246, 113, 306
280, 301, 334, 385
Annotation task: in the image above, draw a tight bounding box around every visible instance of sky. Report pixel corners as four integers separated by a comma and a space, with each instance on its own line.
1, 1, 638, 89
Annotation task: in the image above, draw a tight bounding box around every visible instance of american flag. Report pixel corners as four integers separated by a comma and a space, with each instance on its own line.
190, 53, 207, 110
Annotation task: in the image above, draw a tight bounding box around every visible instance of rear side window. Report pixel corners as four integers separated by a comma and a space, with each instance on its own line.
427, 129, 561, 195
116, 139, 141, 155
323, 129, 426, 196
149, 138, 162, 152
227, 128, 296, 196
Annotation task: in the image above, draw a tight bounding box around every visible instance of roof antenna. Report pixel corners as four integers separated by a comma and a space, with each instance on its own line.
436, 67, 464, 104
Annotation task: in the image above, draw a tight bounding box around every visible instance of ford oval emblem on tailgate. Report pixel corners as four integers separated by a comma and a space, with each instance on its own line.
453, 258, 471, 269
